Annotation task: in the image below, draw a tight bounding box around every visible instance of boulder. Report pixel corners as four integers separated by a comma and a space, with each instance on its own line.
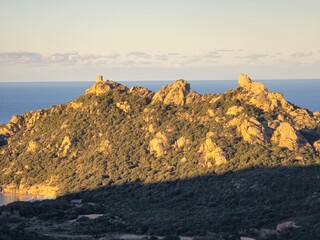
98, 139, 111, 153
238, 73, 267, 94
58, 136, 73, 157
238, 73, 253, 88
148, 124, 156, 133
240, 117, 267, 144
116, 101, 131, 113
271, 122, 309, 150
226, 106, 244, 115
313, 139, 320, 152
152, 79, 190, 106
175, 136, 188, 148
199, 137, 228, 167
276, 221, 298, 232
27, 139, 40, 153
149, 132, 168, 157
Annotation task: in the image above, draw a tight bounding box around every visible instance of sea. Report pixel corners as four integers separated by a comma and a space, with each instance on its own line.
0, 193, 53, 206
0, 79, 319, 125
0, 79, 320, 205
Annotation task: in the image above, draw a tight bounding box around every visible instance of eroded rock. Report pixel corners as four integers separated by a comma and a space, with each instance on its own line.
152, 79, 190, 106
116, 101, 131, 113
240, 117, 267, 144
149, 132, 168, 157
199, 137, 228, 167
85, 75, 126, 96
58, 136, 73, 157
271, 122, 309, 150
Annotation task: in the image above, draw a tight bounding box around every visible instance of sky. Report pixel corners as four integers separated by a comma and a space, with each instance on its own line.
0, 0, 320, 81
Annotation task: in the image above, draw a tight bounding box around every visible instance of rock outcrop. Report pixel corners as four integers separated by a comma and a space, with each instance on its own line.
199, 136, 228, 167
237, 74, 290, 112
314, 139, 320, 153
85, 75, 126, 96
271, 122, 309, 150
226, 106, 244, 115
149, 132, 168, 157
128, 86, 153, 99
186, 91, 201, 104
240, 117, 268, 144
0, 115, 24, 136
276, 221, 298, 232
238, 73, 267, 94
152, 80, 190, 106
116, 101, 131, 113
58, 136, 73, 157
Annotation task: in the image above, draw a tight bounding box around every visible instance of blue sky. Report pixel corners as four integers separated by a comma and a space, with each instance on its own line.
0, 0, 320, 81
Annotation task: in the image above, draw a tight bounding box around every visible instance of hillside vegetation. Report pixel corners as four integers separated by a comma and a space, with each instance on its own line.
0, 74, 319, 196
0, 74, 320, 239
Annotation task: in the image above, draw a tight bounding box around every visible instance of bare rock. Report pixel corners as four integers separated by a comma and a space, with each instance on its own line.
175, 136, 189, 148
226, 106, 244, 115
199, 137, 228, 167
238, 73, 267, 94
58, 136, 73, 157
238, 73, 253, 88
27, 139, 40, 153
237, 74, 294, 112
148, 124, 156, 133
186, 91, 201, 104
240, 117, 267, 144
25, 110, 47, 130
149, 132, 168, 157
271, 122, 309, 150
313, 139, 320, 152
85, 75, 126, 96
0, 116, 24, 136
69, 101, 83, 110
276, 221, 298, 232
116, 101, 131, 113
98, 139, 111, 154
128, 86, 154, 99
152, 79, 190, 106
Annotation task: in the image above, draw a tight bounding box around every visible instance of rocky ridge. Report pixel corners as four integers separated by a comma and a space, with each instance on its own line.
0, 74, 319, 196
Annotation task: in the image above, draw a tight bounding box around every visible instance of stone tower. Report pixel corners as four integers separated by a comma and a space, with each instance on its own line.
96, 75, 103, 82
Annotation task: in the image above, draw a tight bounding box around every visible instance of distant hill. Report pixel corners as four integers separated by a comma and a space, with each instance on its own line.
0, 74, 320, 239
0, 74, 319, 196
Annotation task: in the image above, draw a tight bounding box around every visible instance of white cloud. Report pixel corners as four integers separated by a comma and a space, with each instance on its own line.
127, 51, 151, 59
1, 50, 319, 80
0, 51, 42, 65
203, 51, 221, 58
236, 54, 269, 61
289, 52, 312, 58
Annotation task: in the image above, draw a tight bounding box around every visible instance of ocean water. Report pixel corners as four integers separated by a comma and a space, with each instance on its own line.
0, 79, 319, 125
0, 193, 53, 206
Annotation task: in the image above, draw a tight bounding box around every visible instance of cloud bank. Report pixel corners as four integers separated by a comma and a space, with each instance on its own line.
0, 50, 319, 81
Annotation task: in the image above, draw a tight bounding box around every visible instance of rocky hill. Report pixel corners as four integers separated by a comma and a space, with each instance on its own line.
0, 74, 319, 197
1, 74, 320, 239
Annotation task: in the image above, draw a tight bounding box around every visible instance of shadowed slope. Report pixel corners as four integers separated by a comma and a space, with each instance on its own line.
1, 165, 320, 239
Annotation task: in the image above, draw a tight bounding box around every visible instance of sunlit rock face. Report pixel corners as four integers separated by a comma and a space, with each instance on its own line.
199, 134, 228, 167
271, 122, 309, 150
149, 132, 168, 157
152, 79, 190, 106
85, 75, 127, 96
